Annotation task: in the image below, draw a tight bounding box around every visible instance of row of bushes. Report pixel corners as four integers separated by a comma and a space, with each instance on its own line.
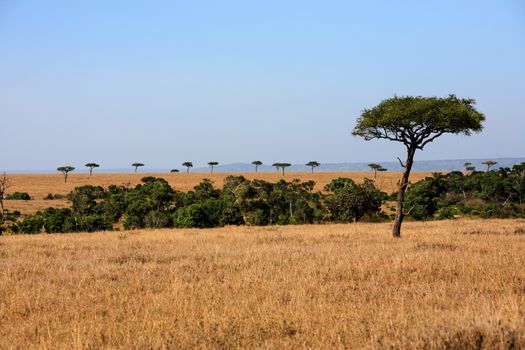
6, 176, 386, 234
404, 165, 525, 220
3, 164, 523, 234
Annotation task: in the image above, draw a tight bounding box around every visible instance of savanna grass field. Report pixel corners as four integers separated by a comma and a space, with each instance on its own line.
1, 172, 525, 349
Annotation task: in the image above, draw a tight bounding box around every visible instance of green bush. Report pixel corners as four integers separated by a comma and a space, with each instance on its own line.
7, 192, 31, 200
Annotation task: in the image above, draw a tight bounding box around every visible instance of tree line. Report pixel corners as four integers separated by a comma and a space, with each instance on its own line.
2, 163, 523, 234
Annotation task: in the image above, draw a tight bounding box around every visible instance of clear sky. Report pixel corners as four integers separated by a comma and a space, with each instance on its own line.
1, 0, 524, 171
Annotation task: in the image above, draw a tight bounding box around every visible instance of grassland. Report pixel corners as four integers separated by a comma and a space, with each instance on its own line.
4, 171, 433, 214
1, 219, 524, 349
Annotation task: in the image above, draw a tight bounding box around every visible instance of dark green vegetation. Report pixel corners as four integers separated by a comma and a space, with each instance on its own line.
6, 192, 31, 200
353, 95, 485, 237
404, 165, 525, 220
3, 164, 524, 235
5, 176, 386, 234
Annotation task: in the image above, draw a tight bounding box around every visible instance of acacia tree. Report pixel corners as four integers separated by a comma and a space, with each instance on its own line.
85, 163, 99, 176
482, 160, 498, 172
353, 95, 485, 237
182, 162, 193, 173
306, 161, 320, 173
57, 166, 75, 183
131, 163, 144, 173
368, 163, 382, 178
208, 161, 219, 174
170, 169, 179, 173
252, 160, 263, 172
466, 165, 476, 173
464, 162, 472, 172
0, 173, 9, 221
272, 163, 291, 176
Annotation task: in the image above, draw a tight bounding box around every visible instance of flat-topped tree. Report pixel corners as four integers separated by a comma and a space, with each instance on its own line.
272, 163, 291, 176
464, 162, 472, 172
482, 160, 497, 172
368, 163, 382, 178
353, 95, 485, 238
182, 162, 193, 173
466, 165, 476, 173
208, 162, 219, 174
131, 163, 144, 173
306, 161, 320, 173
252, 160, 263, 172
57, 166, 75, 183
85, 163, 99, 176
170, 169, 179, 173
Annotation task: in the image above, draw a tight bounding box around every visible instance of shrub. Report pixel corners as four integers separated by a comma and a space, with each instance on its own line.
12, 215, 44, 234
6, 192, 31, 200
144, 210, 172, 228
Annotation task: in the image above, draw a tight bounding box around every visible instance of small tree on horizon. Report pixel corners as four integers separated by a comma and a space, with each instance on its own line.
170, 169, 180, 173
368, 163, 382, 178
208, 162, 219, 174
85, 163, 99, 176
272, 163, 291, 176
482, 160, 498, 172
252, 160, 263, 172
464, 162, 472, 172
352, 95, 485, 238
466, 165, 476, 173
57, 166, 75, 183
182, 162, 193, 173
306, 161, 320, 173
131, 163, 144, 173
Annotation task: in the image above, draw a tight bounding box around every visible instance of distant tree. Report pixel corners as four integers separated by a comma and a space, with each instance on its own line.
306, 161, 320, 173
208, 161, 219, 174
272, 163, 292, 176
252, 160, 263, 172
463, 162, 472, 172
466, 165, 476, 173
482, 160, 498, 172
57, 166, 75, 183
0, 173, 10, 221
170, 169, 180, 173
368, 163, 382, 178
85, 163, 99, 176
182, 162, 193, 173
131, 163, 144, 173
352, 95, 485, 237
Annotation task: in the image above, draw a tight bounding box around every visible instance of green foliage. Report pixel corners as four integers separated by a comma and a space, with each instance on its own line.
324, 178, 385, 222
404, 169, 525, 220
6, 192, 31, 200
12, 214, 44, 234
353, 95, 485, 145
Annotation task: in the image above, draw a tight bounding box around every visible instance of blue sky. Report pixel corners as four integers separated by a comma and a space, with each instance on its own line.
1, 0, 524, 171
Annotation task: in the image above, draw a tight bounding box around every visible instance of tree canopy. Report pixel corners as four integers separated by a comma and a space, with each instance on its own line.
352, 95, 485, 150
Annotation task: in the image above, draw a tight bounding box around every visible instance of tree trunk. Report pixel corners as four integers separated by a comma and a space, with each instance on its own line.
255, 165, 258, 173
89, 168, 93, 177
186, 167, 189, 173
392, 146, 416, 238
64, 173, 68, 183
210, 166, 213, 174
282, 167, 285, 176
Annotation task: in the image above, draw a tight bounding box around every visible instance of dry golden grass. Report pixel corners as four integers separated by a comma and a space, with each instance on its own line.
4, 172, 433, 214
1, 219, 524, 349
